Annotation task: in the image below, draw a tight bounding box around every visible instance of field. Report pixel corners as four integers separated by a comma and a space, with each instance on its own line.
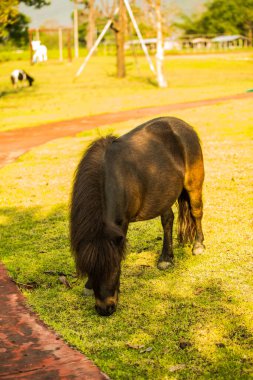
0, 52, 253, 379
1, 52, 253, 131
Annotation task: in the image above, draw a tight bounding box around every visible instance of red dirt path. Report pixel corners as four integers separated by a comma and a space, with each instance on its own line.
0, 92, 252, 379
1, 92, 252, 168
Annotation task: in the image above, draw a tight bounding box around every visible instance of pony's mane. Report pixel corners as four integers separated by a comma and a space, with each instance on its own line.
70, 136, 126, 281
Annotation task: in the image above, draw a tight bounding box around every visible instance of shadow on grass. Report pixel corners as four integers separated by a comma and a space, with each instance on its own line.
0, 206, 252, 379
0, 84, 36, 99
147, 77, 159, 87
0, 86, 36, 98
0, 205, 74, 285
0, 88, 22, 98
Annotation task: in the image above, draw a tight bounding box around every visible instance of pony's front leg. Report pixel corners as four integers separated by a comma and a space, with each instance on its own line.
83, 277, 94, 296
157, 209, 174, 270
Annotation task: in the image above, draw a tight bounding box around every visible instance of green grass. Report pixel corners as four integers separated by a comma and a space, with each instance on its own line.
0, 95, 252, 378
0, 51, 253, 132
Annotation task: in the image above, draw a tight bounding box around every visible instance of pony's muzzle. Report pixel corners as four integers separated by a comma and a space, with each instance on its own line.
95, 294, 118, 316
95, 303, 116, 316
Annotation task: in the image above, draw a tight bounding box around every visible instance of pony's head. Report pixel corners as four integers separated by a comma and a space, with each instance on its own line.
70, 135, 125, 316
28, 76, 34, 86
74, 222, 126, 316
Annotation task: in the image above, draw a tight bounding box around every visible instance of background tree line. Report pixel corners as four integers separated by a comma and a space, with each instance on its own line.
0, 0, 50, 45
1, 0, 253, 48
178, 0, 253, 42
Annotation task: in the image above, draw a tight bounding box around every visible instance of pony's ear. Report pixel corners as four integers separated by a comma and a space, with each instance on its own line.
104, 223, 125, 245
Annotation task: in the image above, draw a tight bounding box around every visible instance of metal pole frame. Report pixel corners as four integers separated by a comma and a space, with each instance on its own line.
74, 7, 119, 79
123, 0, 156, 74
74, 0, 156, 79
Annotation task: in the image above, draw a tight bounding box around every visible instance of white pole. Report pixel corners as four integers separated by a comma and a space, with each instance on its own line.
123, 0, 156, 74
74, 7, 119, 79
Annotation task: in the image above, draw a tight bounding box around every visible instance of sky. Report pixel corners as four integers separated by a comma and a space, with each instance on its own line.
19, 0, 205, 29
19, 0, 75, 28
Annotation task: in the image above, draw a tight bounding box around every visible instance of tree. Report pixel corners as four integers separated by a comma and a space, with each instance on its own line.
237, 0, 253, 43
0, 0, 50, 40
110, 0, 126, 77
178, 0, 253, 43
86, 0, 96, 50
129, 1, 156, 38
0, 0, 18, 39
5, 12, 30, 46
21, 0, 50, 6
196, 0, 242, 35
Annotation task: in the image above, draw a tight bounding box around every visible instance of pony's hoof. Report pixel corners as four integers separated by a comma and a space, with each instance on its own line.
83, 287, 94, 296
192, 242, 205, 255
157, 261, 173, 270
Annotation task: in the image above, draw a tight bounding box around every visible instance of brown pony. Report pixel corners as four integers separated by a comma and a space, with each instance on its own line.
70, 117, 205, 316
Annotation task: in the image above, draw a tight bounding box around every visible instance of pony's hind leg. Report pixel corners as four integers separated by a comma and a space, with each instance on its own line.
184, 152, 205, 255
157, 208, 174, 270
187, 187, 205, 255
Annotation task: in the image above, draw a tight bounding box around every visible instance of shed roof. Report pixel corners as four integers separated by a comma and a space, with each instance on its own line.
192, 38, 210, 43
212, 35, 248, 42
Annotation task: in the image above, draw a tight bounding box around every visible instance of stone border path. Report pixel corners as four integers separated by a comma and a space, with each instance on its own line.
0, 264, 109, 380
0, 91, 252, 379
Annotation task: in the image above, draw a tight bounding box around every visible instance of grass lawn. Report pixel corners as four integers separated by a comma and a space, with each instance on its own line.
0, 51, 253, 132
0, 94, 252, 378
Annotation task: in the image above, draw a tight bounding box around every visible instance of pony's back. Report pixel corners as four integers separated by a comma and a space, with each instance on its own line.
121, 116, 202, 167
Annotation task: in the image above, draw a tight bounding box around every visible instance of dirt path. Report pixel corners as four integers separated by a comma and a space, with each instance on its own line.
1, 92, 252, 168
0, 91, 252, 379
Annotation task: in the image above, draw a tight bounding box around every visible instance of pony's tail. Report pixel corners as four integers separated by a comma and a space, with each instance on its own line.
177, 188, 196, 244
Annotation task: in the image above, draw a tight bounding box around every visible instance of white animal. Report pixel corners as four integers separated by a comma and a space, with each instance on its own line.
10, 69, 34, 88
31, 40, 48, 63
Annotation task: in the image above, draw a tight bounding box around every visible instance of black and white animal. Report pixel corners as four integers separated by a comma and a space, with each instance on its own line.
10, 69, 34, 88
